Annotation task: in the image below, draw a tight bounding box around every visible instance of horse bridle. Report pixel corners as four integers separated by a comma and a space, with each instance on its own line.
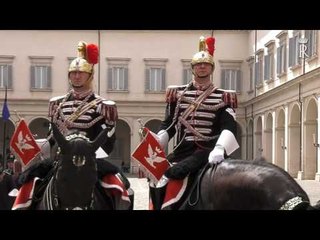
41, 158, 95, 210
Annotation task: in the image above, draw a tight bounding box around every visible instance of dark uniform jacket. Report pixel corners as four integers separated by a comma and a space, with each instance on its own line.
160, 83, 237, 163
48, 90, 118, 155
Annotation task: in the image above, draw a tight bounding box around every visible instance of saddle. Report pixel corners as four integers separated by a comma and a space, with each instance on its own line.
151, 163, 212, 210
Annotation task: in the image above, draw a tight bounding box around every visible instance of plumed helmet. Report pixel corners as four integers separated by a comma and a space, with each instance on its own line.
68, 41, 99, 74
191, 36, 215, 66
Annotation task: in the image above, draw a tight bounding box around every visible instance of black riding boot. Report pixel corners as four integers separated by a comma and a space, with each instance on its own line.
127, 188, 134, 210
164, 152, 208, 180
149, 185, 167, 210
117, 171, 131, 189
17, 158, 54, 186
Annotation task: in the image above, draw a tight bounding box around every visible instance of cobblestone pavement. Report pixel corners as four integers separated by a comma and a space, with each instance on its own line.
127, 176, 149, 210
295, 179, 320, 206
127, 175, 320, 210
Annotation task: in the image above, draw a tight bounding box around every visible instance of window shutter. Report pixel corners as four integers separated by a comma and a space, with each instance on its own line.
145, 69, 150, 91
221, 69, 226, 89
254, 62, 259, 85
161, 69, 166, 91
31, 66, 35, 88
305, 30, 311, 57
283, 45, 287, 72
183, 69, 187, 85
47, 66, 51, 88
107, 68, 113, 90
289, 38, 294, 67
264, 55, 269, 80
124, 68, 128, 90
277, 48, 281, 75
7, 65, 12, 89
189, 69, 193, 83
236, 70, 241, 92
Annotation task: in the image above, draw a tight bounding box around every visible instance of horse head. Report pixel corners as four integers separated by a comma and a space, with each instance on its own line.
49, 123, 109, 210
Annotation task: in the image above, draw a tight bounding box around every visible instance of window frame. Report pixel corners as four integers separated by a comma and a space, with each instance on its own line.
29, 56, 53, 91
219, 60, 243, 93
0, 55, 14, 89
181, 59, 193, 85
144, 58, 168, 93
106, 57, 130, 92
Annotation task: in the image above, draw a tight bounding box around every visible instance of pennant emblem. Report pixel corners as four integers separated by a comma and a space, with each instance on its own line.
10, 119, 41, 166
131, 127, 169, 184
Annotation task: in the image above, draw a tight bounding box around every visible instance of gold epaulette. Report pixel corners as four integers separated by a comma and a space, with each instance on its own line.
220, 89, 238, 108
48, 95, 65, 117
96, 100, 118, 123
165, 85, 186, 103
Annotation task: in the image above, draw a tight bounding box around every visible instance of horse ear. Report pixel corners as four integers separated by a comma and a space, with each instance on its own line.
51, 123, 68, 151
91, 128, 109, 152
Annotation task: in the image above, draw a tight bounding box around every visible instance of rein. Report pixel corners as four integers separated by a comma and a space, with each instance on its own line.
39, 157, 95, 210
180, 162, 216, 209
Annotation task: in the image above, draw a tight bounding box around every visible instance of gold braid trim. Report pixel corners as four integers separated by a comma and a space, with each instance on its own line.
165, 87, 178, 103
178, 116, 219, 141
67, 98, 102, 122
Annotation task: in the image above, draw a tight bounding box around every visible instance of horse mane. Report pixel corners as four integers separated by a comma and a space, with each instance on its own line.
222, 157, 299, 184
216, 158, 309, 205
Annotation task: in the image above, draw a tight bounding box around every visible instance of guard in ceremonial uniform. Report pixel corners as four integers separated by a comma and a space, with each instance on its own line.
17, 41, 132, 209
150, 36, 239, 209
48, 41, 121, 180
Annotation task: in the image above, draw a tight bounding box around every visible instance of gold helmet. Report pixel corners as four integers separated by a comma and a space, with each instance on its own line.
191, 36, 215, 67
68, 41, 99, 74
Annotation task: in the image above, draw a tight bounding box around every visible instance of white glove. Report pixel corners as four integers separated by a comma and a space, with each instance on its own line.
156, 175, 169, 188
150, 130, 169, 149
208, 145, 225, 164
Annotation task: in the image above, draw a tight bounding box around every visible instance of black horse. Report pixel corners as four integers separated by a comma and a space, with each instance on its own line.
32, 124, 131, 210
161, 158, 318, 210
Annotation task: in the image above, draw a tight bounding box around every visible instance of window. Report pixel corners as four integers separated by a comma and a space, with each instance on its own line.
276, 31, 288, 76
0, 55, 14, 89
181, 59, 193, 85
144, 58, 168, 92
305, 30, 318, 59
146, 68, 165, 91
31, 66, 51, 89
0, 65, 12, 88
108, 67, 128, 91
246, 56, 254, 92
256, 49, 264, 85
106, 57, 130, 92
264, 40, 275, 81
219, 60, 242, 93
29, 56, 53, 91
221, 69, 241, 92
289, 31, 301, 68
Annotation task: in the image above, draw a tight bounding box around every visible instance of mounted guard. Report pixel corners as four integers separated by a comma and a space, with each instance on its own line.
13, 41, 133, 210
134, 36, 239, 210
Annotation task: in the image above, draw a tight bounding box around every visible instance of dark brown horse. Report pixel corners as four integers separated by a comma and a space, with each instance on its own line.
170, 158, 317, 210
